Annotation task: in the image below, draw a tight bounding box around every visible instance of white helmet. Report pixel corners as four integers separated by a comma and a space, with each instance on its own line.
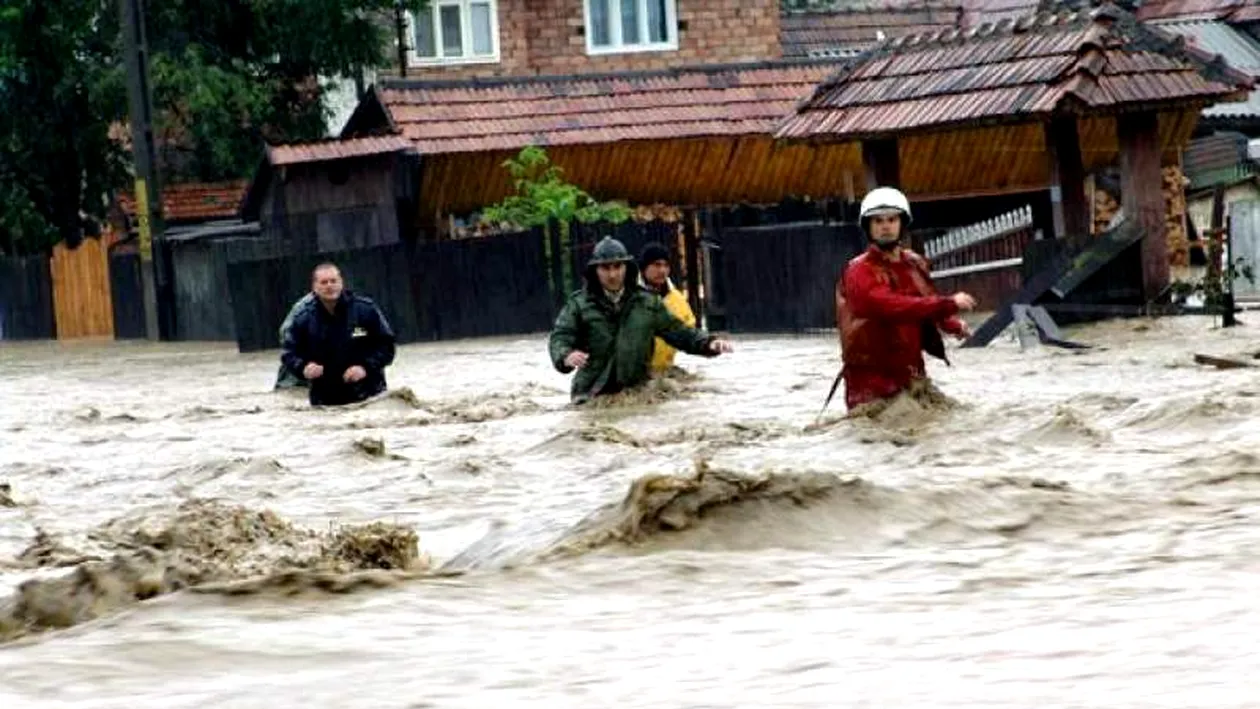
859, 186, 912, 225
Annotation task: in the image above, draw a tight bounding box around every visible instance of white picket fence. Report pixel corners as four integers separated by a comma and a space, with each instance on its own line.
924, 205, 1035, 260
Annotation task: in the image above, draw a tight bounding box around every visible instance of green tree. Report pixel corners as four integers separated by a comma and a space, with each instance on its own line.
0, 0, 425, 256
480, 145, 632, 293
0, 0, 128, 255
481, 145, 631, 228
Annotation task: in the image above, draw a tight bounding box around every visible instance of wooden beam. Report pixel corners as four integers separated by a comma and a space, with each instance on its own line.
1045, 116, 1089, 241
908, 185, 1049, 203
861, 139, 900, 191
1117, 112, 1168, 302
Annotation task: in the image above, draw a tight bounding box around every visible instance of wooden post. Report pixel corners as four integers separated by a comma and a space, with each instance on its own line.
861, 138, 900, 191
546, 218, 566, 314
1045, 116, 1090, 242
119, 0, 168, 340
1117, 112, 1168, 302
683, 208, 703, 323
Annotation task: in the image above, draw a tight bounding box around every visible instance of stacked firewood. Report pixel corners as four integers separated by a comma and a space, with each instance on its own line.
632, 203, 684, 223
1163, 164, 1191, 268
1092, 182, 1120, 234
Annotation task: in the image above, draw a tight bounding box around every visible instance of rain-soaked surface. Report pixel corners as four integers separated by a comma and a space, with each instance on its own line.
1, 315, 1259, 708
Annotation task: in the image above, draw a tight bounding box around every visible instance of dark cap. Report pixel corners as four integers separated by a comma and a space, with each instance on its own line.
638, 242, 670, 269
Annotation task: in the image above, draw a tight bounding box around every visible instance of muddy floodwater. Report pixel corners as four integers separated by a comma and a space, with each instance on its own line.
2, 315, 1259, 708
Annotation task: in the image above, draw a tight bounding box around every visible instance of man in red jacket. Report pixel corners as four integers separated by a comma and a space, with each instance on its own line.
836, 187, 977, 410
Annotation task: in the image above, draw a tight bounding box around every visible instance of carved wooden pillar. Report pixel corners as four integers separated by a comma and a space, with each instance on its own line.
1045, 115, 1090, 242
1117, 112, 1168, 301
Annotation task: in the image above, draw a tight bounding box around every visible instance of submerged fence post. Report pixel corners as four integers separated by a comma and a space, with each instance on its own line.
683, 208, 703, 323
1224, 211, 1237, 328
545, 218, 565, 313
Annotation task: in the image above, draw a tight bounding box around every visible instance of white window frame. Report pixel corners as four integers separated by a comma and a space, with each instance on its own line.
583, 0, 679, 55
406, 1, 500, 67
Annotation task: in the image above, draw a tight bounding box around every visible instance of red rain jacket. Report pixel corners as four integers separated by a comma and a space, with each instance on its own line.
835, 245, 965, 410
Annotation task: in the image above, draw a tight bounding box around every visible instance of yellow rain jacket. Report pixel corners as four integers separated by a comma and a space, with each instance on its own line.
644, 277, 696, 373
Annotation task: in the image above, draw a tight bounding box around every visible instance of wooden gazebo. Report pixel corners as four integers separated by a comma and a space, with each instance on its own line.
774, 3, 1253, 299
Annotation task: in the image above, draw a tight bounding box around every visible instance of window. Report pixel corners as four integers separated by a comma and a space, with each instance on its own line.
408, 1, 499, 66
584, 0, 678, 54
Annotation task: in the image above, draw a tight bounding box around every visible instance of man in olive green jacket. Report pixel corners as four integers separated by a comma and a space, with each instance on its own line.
549, 236, 732, 403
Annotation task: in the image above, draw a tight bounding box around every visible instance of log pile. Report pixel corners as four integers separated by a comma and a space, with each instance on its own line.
1164, 165, 1191, 268
632, 203, 684, 223
1092, 182, 1120, 234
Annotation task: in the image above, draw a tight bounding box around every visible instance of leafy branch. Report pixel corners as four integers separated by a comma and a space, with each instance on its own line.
480, 146, 630, 229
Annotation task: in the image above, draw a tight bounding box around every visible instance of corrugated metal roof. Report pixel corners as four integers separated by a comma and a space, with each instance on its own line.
1182, 132, 1249, 176
372, 61, 845, 155
1151, 18, 1260, 118
265, 134, 414, 166
775, 5, 1254, 141
116, 180, 248, 222
1136, 0, 1253, 22
1155, 19, 1260, 74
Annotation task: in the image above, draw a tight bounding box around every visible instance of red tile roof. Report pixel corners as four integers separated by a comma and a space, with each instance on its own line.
369, 61, 845, 155
780, 3, 963, 59
265, 134, 414, 166
775, 5, 1254, 142
959, 0, 1042, 28
117, 180, 247, 222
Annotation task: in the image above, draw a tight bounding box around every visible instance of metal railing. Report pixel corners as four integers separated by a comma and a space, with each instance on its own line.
924, 205, 1034, 260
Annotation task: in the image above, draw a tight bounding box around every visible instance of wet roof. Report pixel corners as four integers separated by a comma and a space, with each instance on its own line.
775, 4, 1254, 142
363, 60, 845, 155
1135, 0, 1260, 23
116, 181, 248, 223
265, 134, 415, 166
1153, 18, 1260, 118
779, 2, 963, 59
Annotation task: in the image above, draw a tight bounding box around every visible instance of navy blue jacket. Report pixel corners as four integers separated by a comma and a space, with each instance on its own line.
280, 291, 396, 406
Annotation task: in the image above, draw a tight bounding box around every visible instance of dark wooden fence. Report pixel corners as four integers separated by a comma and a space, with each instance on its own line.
0, 255, 56, 340
227, 242, 419, 353
716, 221, 867, 332
107, 247, 147, 340
568, 219, 683, 289
413, 228, 554, 342
225, 228, 553, 353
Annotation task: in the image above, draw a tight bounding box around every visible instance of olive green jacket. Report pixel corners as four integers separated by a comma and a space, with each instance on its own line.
549, 284, 715, 402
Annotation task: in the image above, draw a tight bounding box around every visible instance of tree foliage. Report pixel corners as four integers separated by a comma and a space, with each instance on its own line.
480, 146, 632, 229
0, 0, 425, 256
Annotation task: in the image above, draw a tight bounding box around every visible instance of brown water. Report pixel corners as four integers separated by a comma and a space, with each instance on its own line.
1, 316, 1259, 708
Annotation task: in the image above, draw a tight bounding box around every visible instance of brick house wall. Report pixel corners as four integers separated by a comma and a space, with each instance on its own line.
378, 0, 781, 80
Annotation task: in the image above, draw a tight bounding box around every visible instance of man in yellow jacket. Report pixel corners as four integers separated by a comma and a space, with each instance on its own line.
638, 242, 697, 374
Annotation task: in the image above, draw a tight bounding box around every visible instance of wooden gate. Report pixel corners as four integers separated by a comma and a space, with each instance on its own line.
50, 233, 118, 339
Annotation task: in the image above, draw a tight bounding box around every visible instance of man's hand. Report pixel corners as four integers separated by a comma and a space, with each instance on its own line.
302, 362, 324, 380
952, 292, 977, 311
564, 351, 589, 369
343, 365, 367, 383
709, 339, 733, 355
954, 323, 972, 341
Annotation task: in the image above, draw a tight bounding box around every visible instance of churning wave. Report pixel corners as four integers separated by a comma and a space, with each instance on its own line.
2, 446, 1253, 644
437, 458, 1223, 572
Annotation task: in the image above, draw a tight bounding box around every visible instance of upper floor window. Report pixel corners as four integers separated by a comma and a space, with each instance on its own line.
584, 0, 678, 54
408, 0, 499, 66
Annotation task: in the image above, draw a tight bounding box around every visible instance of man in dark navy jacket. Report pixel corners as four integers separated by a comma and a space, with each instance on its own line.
280, 263, 396, 407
